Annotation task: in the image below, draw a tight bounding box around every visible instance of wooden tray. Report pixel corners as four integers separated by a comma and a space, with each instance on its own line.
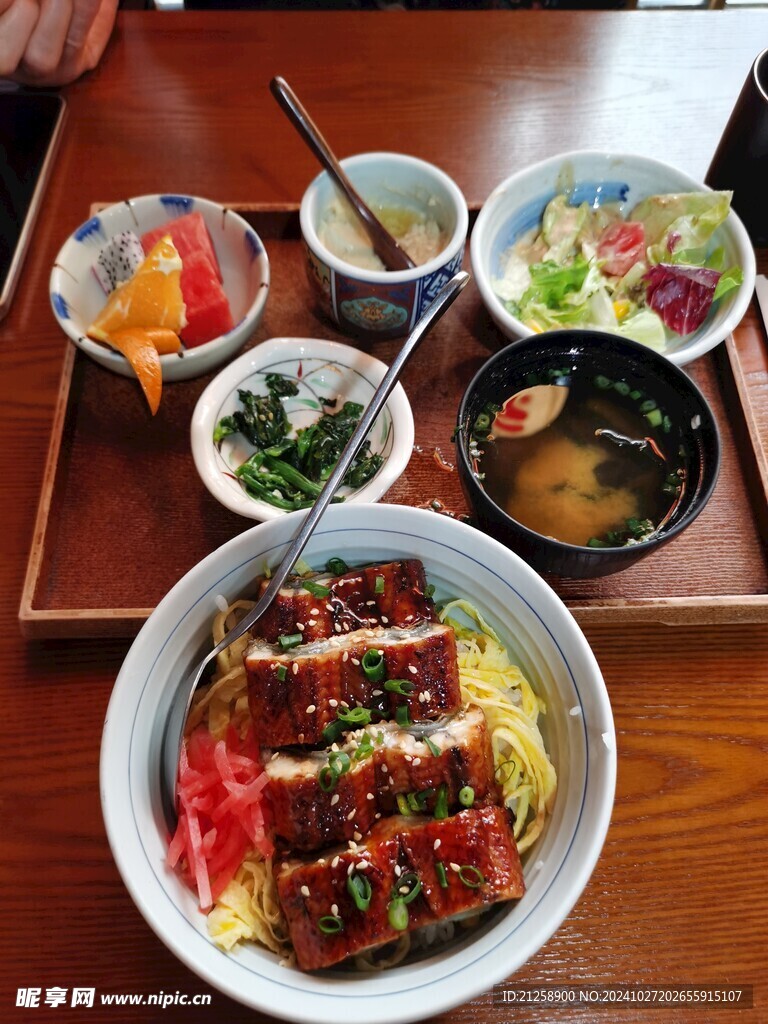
19, 205, 768, 638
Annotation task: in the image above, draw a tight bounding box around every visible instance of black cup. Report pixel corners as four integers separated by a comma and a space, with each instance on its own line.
455, 331, 721, 579
706, 48, 768, 245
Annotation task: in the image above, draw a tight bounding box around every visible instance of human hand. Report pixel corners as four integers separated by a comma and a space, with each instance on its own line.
0, 0, 119, 86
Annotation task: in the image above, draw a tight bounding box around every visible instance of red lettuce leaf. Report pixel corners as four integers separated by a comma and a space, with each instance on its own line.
644, 263, 721, 336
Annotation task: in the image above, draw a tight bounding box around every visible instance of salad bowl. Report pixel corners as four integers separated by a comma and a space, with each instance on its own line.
50, 194, 270, 382
470, 151, 756, 366
100, 503, 615, 1023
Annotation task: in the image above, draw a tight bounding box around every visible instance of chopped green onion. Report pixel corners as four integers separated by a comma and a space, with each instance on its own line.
458, 865, 485, 889
594, 375, 612, 389
629, 389, 643, 401
613, 381, 630, 396
639, 398, 657, 414
587, 537, 612, 548
458, 786, 475, 808
326, 557, 348, 576
361, 649, 385, 682
276, 664, 287, 682
395, 705, 412, 728
662, 414, 672, 434
388, 898, 409, 931
423, 736, 440, 757
293, 558, 314, 577
337, 706, 372, 727
302, 580, 331, 598
354, 733, 375, 761
645, 408, 663, 428
435, 862, 448, 888
317, 915, 344, 934
434, 782, 448, 820
426, 584, 436, 599
375, 731, 385, 745
347, 872, 372, 912
328, 751, 351, 776
396, 793, 412, 816
406, 792, 421, 813
396, 872, 422, 904
495, 759, 517, 786
384, 679, 415, 696
374, 574, 385, 594
321, 719, 346, 745
278, 633, 302, 651
473, 412, 491, 433
319, 766, 339, 792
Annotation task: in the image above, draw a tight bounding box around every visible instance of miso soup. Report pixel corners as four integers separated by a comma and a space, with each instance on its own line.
477, 377, 683, 548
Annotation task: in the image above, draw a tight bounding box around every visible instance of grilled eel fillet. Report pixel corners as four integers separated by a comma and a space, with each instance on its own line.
245, 621, 461, 747
253, 560, 437, 644
276, 805, 525, 971
264, 706, 499, 851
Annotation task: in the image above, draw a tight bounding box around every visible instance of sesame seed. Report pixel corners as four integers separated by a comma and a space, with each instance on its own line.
298, 733, 305, 743
347, 809, 355, 821
301, 885, 310, 897
307, 619, 317, 627
405, 614, 413, 621
318, 859, 326, 866
271, 751, 280, 760
296, 622, 305, 631
394, 865, 402, 877
418, 692, 426, 703
342, 652, 349, 663
310, 608, 320, 615
404, 755, 413, 762
334, 623, 342, 633
356, 860, 368, 871
331, 794, 340, 806
329, 699, 338, 708
332, 856, 340, 868
366, 630, 375, 638
424, 690, 432, 701
372, 689, 383, 696
366, 792, 374, 801
326, 604, 335, 612
331, 743, 340, 752
347, 863, 355, 876
292, 663, 299, 675
433, 839, 441, 850
365, 600, 376, 606
450, 862, 460, 872
374, 812, 381, 819
331, 903, 339, 916
399, 885, 409, 894
381, 616, 389, 624
343, 623, 351, 631
412, 758, 421, 766
348, 841, 358, 851
408, 665, 418, 675
306, 704, 316, 714
351, 658, 360, 666
340, 700, 349, 708
353, 831, 362, 841
378, 649, 384, 656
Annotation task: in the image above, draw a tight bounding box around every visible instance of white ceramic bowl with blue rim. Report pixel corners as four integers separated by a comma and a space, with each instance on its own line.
190, 336, 415, 521
300, 152, 469, 341
470, 150, 756, 366
100, 503, 616, 1023
50, 194, 270, 382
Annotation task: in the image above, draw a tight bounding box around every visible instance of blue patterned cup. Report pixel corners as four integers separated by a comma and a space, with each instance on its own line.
300, 152, 468, 341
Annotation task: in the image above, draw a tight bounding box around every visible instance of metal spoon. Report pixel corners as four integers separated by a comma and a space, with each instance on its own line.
270, 76, 417, 273
160, 270, 470, 827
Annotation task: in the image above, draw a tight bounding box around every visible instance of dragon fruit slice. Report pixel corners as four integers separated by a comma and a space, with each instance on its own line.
92, 231, 145, 294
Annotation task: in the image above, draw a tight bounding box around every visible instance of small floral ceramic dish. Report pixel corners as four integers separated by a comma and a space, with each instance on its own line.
50, 194, 270, 382
300, 152, 468, 342
191, 337, 414, 520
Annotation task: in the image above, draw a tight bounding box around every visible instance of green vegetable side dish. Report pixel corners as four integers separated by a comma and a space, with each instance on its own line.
492, 190, 744, 347
214, 373, 383, 511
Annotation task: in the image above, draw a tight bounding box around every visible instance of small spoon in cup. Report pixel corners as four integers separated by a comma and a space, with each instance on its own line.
270, 76, 416, 272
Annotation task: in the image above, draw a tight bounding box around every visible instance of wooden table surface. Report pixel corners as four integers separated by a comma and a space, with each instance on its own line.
2, 9, 768, 1023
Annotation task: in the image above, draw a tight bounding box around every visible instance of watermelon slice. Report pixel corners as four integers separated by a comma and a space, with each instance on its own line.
141, 211, 223, 282
180, 250, 234, 347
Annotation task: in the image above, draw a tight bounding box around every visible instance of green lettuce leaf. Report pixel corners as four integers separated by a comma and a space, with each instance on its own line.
712, 266, 744, 302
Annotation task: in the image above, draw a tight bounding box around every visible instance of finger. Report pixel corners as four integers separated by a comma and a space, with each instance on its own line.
62, 0, 100, 56
78, 0, 117, 72
0, 0, 40, 78
20, 0, 73, 80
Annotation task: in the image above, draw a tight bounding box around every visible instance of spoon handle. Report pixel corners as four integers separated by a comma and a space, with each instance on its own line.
161, 271, 469, 825
270, 76, 416, 272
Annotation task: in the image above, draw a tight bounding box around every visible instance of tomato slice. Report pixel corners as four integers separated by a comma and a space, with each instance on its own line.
597, 221, 645, 277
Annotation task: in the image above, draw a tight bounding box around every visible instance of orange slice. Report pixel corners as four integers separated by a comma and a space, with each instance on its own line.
87, 235, 187, 342
138, 327, 183, 355
103, 328, 163, 415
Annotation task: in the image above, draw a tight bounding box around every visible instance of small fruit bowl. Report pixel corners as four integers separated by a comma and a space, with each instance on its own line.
49, 194, 270, 383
